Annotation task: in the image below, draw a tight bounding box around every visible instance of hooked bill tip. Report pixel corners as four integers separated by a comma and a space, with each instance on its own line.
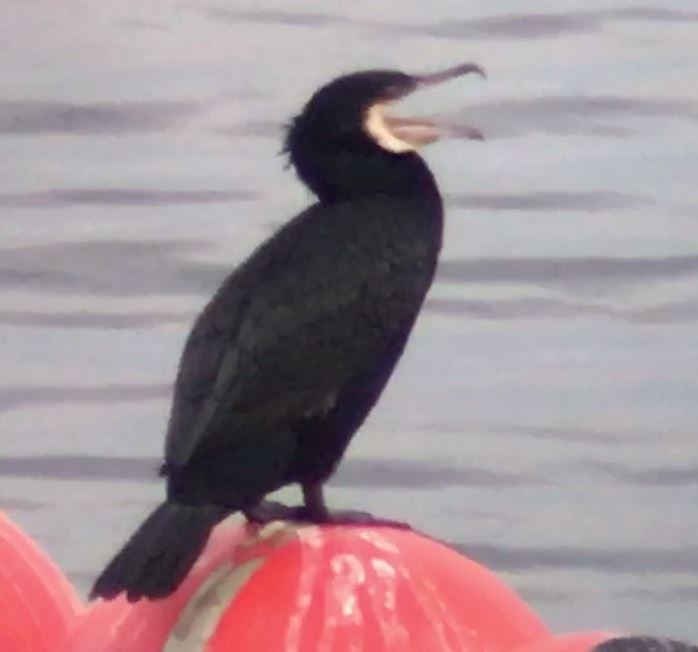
416, 62, 487, 87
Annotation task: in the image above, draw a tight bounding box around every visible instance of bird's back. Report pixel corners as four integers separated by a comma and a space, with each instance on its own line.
163, 195, 442, 473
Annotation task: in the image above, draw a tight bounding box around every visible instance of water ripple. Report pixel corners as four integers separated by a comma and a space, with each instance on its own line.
456, 542, 698, 574
418, 422, 648, 445
0, 383, 170, 411
216, 119, 282, 139
617, 586, 698, 601
4, 241, 697, 299
0, 188, 256, 208
0, 239, 226, 296
207, 7, 698, 43
461, 95, 698, 138
0, 100, 199, 135
0, 496, 46, 511
0, 456, 158, 481
419, 8, 698, 41
334, 458, 536, 488
0, 309, 191, 329
209, 8, 349, 27
438, 255, 698, 286
427, 297, 698, 324
0, 454, 535, 489
447, 191, 648, 212
583, 461, 698, 487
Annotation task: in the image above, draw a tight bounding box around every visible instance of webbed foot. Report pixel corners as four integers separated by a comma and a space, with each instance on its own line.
296, 507, 411, 529
243, 500, 299, 524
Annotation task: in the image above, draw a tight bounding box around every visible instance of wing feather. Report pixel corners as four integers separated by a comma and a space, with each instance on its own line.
164, 198, 436, 467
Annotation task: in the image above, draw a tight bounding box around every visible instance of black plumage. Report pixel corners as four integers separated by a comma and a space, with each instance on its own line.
91, 63, 484, 602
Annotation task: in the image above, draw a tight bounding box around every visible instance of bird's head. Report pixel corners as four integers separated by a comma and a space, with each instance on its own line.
284, 63, 486, 201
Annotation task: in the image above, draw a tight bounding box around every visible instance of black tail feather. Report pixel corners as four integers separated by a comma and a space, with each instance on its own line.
90, 502, 229, 602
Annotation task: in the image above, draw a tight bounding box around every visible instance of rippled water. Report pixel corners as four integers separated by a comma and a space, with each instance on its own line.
2, 0, 697, 639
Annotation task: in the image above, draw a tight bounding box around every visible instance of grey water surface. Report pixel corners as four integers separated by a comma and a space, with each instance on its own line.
1, 0, 697, 639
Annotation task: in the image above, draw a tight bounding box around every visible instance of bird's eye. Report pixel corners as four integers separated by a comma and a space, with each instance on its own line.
380, 84, 404, 101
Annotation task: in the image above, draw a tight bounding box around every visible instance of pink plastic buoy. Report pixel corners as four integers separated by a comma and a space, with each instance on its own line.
66, 518, 549, 651
0, 511, 83, 652
63, 519, 250, 652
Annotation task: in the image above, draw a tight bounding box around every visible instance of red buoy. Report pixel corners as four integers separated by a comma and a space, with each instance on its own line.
67, 518, 549, 651
63, 520, 250, 652
0, 511, 82, 652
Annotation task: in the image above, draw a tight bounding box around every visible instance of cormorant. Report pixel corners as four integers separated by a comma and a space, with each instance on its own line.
91, 62, 485, 602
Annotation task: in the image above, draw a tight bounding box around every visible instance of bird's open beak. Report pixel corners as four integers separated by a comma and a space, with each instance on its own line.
371, 63, 486, 151
413, 62, 486, 89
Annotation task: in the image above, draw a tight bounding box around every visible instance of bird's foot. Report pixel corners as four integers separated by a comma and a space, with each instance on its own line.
291, 506, 412, 530
244, 500, 300, 524
244, 499, 411, 530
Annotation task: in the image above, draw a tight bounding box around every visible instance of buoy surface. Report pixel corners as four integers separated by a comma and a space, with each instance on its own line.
68, 518, 549, 651
0, 511, 82, 652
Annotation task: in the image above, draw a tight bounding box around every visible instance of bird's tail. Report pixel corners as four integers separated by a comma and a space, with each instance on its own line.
90, 501, 229, 602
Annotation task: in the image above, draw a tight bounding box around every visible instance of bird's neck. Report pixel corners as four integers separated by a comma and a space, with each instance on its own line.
294, 149, 443, 210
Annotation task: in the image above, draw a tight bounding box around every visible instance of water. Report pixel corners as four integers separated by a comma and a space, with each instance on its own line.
2, 0, 697, 639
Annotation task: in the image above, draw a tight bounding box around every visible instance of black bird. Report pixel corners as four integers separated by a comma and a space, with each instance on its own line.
91, 62, 485, 602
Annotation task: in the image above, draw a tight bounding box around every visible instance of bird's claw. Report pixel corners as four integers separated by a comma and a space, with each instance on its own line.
315, 509, 412, 529
244, 500, 300, 524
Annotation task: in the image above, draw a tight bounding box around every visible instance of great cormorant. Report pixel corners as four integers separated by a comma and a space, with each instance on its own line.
91, 62, 485, 602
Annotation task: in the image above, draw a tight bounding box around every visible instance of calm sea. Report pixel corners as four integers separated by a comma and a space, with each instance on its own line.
1, 0, 697, 639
